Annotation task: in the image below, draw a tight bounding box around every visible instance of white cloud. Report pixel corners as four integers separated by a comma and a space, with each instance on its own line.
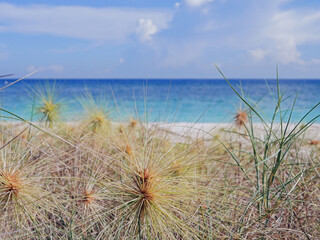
185, 0, 214, 7
260, 9, 320, 64
175, 2, 181, 8
0, 3, 173, 42
135, 19, 159, 41
249, 48, 268, 61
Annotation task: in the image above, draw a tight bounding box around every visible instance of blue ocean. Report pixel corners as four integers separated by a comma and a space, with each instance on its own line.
0, 79, 319, 123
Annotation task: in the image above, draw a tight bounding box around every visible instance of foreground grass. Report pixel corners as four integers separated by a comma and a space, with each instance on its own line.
0, 77, 319, 239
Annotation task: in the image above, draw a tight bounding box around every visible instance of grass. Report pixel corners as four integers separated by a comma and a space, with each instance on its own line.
0, 73, 319, 239
0, 130, 64, 238
33, 83, 62, 128
79, 91, 111, 135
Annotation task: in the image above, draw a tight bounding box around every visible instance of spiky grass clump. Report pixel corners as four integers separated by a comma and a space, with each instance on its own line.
74, 181, 105, 236
87, 110, 110, 134
107, 163, 199, 238
79, 92, 111, 135
34, 84, 62, 128
0, 140, 62, 238
75, 170, 105, 216
0, 169, 23, 203
77, 125, 205, 239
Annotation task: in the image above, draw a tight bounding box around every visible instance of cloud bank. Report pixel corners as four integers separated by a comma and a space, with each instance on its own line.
0, 3, 173, 42
264, 10, 320, 63
246, 1, 320, 64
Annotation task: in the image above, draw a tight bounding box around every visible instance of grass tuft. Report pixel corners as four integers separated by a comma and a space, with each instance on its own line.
34, 83, 62, 128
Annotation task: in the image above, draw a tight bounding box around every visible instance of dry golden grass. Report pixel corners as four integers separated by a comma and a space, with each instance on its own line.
0, 114, 319, 239
0, 78, 319, 239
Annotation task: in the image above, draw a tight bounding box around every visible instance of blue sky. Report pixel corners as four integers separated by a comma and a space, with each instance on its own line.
0, 0, 320, 78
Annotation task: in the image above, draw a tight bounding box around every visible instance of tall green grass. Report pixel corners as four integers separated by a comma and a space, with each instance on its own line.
213, 66, 320, 238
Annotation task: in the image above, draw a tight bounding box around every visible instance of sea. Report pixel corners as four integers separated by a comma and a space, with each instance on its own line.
0, 79, 319, 123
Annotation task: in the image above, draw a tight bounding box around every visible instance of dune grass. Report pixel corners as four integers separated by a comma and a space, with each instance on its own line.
0, 73, 319, 239
33, 83, 62, 128
78, 91, 111, 135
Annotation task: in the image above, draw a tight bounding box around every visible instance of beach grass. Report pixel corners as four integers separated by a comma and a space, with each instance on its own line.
0, 74, 319, 239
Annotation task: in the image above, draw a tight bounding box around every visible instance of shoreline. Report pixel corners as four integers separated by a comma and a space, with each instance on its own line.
3, 121, 320, 142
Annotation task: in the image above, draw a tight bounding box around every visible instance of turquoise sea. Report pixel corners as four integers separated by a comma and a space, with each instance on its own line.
0, 79, 319, 123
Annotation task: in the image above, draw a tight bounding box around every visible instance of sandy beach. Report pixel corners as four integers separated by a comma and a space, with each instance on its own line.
5, 121, 320, 143
148, 122, 320, 143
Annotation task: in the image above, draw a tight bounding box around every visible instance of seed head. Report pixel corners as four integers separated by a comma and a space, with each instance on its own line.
133, 168, 156, 218
81, 189, 96, 208
309, 140, 320, 146
125, 144, 133, 156
130, 119, 137, 128
0, 170, 23, 202
234, 110, 248, 128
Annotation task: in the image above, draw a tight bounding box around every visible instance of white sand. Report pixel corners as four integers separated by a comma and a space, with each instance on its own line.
148, 122, 320, 143
3, 121, 320, 144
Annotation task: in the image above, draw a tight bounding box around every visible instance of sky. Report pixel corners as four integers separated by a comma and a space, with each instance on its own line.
0, 0, 320, 78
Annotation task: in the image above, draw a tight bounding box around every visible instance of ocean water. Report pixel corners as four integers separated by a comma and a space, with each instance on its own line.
0, 79, 319, 123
